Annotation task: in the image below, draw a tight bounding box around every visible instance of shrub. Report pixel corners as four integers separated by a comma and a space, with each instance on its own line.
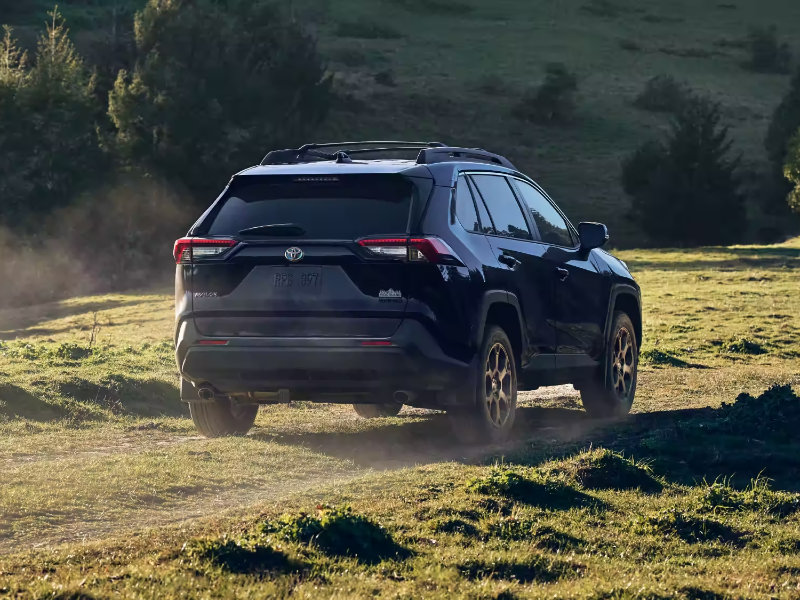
634, 75, 691, 113
618, 38, 642, 52
335, 18, 403, 39
580, 0, 620, 18
394, 0, 473, 15
746, 26, 792, 74
374, 69, 396, 87
622, 97, 746, 246
109, 0, 332, 201
513, 63, 578, 124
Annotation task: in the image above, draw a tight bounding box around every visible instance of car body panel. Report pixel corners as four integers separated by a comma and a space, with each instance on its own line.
174, 154, 640, 405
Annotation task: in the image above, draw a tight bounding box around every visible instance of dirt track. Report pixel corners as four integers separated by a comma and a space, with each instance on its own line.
1, 387, 591, 552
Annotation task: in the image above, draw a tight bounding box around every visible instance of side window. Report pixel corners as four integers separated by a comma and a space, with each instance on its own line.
454, 176, 481, 232
469, 177, 495, 234
471, 175, 532, 240
514, 181, 574, 246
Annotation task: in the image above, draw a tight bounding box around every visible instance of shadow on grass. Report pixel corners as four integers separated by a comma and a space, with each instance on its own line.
0, 297, 159, 339
265, 385, 800, 492
184, 537, 302, 575
626, 245, 800, 272
0, 383, 67, 421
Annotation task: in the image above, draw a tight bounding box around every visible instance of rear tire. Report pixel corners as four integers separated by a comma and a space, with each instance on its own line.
580, 311, 638, 418
189, 397, 259, 437
449, 325, 517, 444
353, 403, 402, 418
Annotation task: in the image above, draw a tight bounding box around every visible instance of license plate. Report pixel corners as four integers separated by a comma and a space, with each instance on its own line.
272, 268, 322, 291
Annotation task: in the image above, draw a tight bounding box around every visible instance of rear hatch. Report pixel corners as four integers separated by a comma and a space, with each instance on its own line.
185, 173, 431, 338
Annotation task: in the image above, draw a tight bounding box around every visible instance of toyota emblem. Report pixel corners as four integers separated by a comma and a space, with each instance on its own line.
285, 247, 304, 262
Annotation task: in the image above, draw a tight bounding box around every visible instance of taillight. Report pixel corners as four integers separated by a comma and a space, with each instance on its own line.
357, 237, 463, 265
173, 238, 237, 264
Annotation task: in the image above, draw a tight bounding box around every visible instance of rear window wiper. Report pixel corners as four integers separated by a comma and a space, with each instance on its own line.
238, 223, 306, 236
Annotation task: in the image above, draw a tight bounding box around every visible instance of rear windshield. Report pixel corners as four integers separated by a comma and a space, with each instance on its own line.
206, 175, 418, 239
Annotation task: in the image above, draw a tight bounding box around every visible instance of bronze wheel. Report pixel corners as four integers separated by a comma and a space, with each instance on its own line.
580, 311, 638, 418
449, 325, 517, 443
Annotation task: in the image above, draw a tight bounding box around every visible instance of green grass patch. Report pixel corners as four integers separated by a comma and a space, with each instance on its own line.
182, 536, 299, 575
261, 505, 409, 563
466, 466, 601, 510
630, 508, 743, 545
699, 477, 800, 516
543, 448, 664, 493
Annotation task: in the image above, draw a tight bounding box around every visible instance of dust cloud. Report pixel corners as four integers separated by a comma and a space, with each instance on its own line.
0, 176, 194, 310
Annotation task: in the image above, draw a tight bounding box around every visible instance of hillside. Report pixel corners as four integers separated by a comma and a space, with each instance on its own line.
3, 0, 800, 245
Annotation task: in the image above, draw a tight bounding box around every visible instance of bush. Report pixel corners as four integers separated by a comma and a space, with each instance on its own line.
746, 26, 792, 74
513, 63, 578, 124
335, 18, 403, 39
109, 0, 332, 201
622, 97, 746, 246
0, 15, 105, 225
634, 75, 691, 113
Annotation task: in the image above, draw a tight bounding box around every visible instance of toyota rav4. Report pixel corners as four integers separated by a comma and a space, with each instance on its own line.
174, 141, 641, 442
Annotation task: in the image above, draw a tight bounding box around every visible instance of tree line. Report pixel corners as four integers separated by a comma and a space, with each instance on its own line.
0, 1, 331, 228
1, 1, 799, 247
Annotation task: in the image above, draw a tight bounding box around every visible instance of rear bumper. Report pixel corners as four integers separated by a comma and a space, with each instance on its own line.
175, 318, 472, 401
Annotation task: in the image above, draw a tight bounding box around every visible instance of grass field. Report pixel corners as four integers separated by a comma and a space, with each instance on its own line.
0, 239, 798, 597
5, 0, 800, 245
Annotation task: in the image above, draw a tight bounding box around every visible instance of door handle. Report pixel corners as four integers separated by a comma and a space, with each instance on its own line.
555, 267, 570, 281
498, 254, 521, 269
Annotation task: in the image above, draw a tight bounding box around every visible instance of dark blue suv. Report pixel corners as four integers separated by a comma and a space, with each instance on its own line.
174, 142, 641, 441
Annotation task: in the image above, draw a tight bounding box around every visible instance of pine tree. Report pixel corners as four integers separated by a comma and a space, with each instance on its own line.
623, 97, 746, 246
0, 11, 104, 224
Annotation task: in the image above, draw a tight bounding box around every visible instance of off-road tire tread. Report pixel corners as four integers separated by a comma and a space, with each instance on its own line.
353, 403, 403, 418
580, 311, 638, 418
189, 399, 258, 437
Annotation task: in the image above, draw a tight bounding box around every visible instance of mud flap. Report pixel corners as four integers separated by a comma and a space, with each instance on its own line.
180, 377, 196, 402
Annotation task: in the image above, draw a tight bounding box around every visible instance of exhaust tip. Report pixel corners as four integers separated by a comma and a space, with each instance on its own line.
197, 386, 215, 401
393, 390, 416, 404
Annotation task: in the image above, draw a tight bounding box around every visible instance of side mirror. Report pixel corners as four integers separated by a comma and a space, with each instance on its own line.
578, 222, 609, 251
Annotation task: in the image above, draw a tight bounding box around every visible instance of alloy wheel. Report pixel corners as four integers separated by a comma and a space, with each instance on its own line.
611, 327, 635, 399
484, 342, 514, 428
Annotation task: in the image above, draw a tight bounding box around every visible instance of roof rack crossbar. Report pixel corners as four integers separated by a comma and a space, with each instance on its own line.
261, 141, 446, 165
416, 147, 516, 170
298, 141, 446, 152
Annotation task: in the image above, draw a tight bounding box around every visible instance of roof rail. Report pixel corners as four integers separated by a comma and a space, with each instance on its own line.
416, 146, 516, 170
260, 141, 447, 165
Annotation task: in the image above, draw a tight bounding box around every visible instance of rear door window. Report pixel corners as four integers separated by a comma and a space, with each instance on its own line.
206, 175, 416, 239
454, 176, 481, 232
513, 181, 574, 247
470, 174, 532, 240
